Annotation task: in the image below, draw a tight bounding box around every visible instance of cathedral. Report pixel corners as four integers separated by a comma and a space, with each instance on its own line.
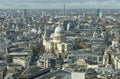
43, 25, 73, 55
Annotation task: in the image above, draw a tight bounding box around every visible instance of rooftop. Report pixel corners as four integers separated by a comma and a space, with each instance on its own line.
54, 26, 65, 33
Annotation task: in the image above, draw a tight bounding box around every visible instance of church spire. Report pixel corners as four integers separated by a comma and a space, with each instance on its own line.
93, 28, 98, 38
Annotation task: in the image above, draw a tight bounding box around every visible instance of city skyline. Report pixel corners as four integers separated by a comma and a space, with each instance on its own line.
0, 5, 120, 79
0, 0, 120, 9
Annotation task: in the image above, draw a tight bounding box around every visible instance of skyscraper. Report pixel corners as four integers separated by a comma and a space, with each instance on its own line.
23, 9, 28, 31
23, 9, 27, 19
97, 9, 100, 17
64, 4, 65, 17
97, 9, 102, 18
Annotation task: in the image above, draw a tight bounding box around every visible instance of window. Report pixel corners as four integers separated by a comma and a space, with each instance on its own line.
99, 57, 103, 61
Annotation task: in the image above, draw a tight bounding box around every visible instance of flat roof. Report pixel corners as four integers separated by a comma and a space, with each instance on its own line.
8, 52, 29, 56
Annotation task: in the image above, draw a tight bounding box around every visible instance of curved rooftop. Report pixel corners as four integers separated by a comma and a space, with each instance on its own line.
54, 26, 65, 33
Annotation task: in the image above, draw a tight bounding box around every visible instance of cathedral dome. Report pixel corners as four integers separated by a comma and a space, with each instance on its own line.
54, 26, 65, 34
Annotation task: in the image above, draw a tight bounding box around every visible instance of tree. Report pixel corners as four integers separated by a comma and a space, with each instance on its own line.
5, 55, 12, 63
75, 42, 90, 49
32, 43, 45, 54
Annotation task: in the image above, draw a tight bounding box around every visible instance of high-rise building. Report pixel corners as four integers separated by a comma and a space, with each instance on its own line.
64, 4, 65, 17
23, 9, 27, 18
23, 9, 28, 31
97, 9, 100, 17
97, 9, 102, 18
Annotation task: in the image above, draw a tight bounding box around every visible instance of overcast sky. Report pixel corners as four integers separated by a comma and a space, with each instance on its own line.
0, 0, 120, 9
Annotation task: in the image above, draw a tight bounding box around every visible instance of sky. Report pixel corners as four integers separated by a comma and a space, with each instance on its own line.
0, 0, 120, 9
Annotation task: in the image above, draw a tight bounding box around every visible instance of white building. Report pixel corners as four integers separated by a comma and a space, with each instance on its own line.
43, 26, 73, 54
103, 30, 120, 70
71, 72, 85, 79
